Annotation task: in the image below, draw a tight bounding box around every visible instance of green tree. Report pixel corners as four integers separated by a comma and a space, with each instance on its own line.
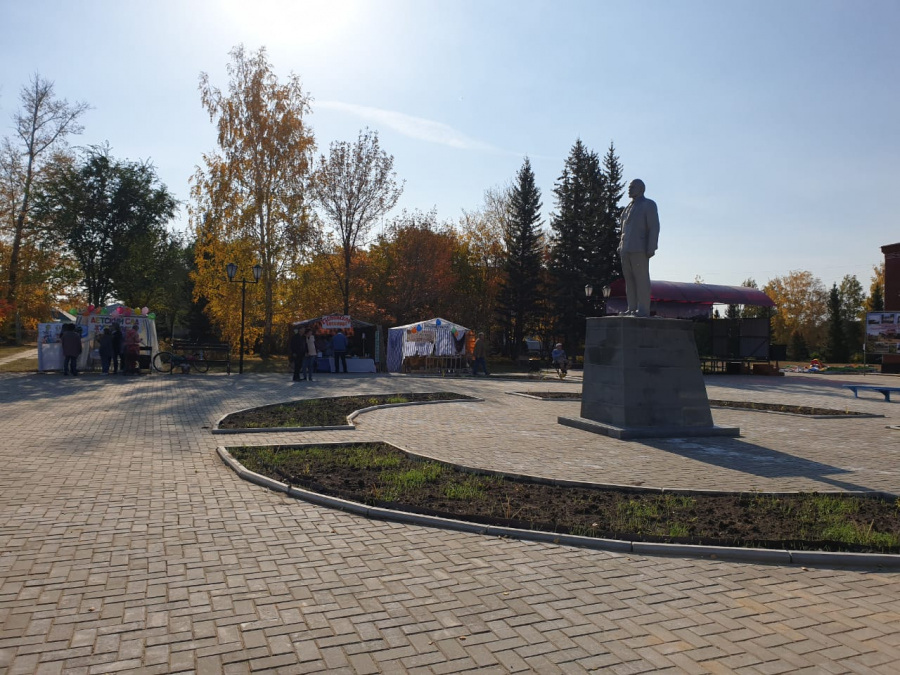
789, 330, 810, 361
825, 283, 849, 362
838, 275, 865, 322
548, 140, 603, 348
497, 158, 543, 357
33, 145, 177, 307
548, 140, 623, 351
2, 74, 88, 341
596, 141, 625, 286
836, 274, 865, 356
313, 128, 403, 315
192, 45, 316, 356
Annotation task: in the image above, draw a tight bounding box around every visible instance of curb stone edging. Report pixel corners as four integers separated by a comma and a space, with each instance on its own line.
708, 405, 884, 420
506, 391, 581, 401
216, 447, 900, 569
505, 392, 884, 419
212, 396, 483, 434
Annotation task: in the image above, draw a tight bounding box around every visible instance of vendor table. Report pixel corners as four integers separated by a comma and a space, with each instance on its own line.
318, 357, 376, 373
344, 358, 376, 373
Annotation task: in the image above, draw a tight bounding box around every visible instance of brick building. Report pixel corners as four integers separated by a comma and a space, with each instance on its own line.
881, 241, 900, 372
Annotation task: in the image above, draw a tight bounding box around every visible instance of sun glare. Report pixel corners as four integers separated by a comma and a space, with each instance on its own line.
221, 0, 361, 48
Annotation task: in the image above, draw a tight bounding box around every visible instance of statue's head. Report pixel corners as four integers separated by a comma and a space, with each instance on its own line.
628, 179, 645, 198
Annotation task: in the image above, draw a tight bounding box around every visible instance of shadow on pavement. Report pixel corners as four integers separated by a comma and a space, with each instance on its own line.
644, 436, 874, 493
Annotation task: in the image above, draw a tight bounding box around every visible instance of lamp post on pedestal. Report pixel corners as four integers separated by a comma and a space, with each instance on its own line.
225, 262, 263, 374
585, 283, 613, 316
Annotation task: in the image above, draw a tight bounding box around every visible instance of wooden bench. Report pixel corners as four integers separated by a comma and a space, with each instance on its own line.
843, 384, 900, 402
171, 341, 232, 374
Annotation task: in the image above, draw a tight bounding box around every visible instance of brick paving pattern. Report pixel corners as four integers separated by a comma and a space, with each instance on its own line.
1, 370, 899, 673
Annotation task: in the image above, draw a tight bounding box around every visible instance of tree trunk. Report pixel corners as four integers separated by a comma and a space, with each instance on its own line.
5, 157, 35, 344
343, 247, 352, 315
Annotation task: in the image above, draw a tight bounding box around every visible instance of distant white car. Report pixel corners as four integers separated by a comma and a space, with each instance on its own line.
524, 339, 542, 356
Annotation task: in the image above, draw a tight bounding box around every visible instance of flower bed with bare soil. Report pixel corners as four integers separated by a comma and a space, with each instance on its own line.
228, 443, 900, 554
218, 392, 477, 429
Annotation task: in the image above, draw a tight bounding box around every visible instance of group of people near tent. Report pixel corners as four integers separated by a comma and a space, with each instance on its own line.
38, 304, 161, 374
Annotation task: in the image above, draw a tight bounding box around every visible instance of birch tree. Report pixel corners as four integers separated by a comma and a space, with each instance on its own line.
312, 128, 403, 315
2, 75, 88, 340
191, 45, 315, 356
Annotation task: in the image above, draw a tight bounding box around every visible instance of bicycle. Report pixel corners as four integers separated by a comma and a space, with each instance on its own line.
552, 359, 568, 380
152, 351, 209, 374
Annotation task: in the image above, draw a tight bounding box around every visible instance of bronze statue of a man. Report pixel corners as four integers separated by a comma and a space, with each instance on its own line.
617, 179, 660, 317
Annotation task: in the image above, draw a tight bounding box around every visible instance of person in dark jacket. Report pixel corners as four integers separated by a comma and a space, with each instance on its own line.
331, 329, 348, 373
98, 328, 114, 374
471, 332, 489, 376
60, 323, 83, 376
289, 327, 305, 381
110, 324, 123, 374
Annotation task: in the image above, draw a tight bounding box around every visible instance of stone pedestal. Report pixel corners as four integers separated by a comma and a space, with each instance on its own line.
559, 317, 739, 439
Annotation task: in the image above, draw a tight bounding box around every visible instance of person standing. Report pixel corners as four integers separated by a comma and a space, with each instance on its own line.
331, 329, 348, 373
98, 327, 114, 374
289, 327, 305, 381
110, 323, 123, 374
123, 326, 141, 374
301, 329, 317, 381
472, 332, 489, 376
60, 323, 83, 376
617, 179, 660, 317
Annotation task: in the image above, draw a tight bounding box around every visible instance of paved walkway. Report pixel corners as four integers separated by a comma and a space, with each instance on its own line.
1, 370, 899, 674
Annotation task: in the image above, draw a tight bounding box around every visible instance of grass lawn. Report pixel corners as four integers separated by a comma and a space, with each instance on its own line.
0, 344, 38, 373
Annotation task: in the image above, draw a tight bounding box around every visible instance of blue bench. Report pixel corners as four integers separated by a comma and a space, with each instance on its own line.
843, 384, 900, 402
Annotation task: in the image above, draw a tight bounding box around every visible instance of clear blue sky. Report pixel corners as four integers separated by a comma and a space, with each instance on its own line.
2, 0, 897, 292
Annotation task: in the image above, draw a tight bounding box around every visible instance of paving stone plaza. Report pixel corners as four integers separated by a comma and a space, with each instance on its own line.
1, 369, 899, 673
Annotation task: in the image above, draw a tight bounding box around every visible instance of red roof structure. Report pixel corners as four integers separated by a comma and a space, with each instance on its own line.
605, 279, 774, 319
609, 279, 774, 306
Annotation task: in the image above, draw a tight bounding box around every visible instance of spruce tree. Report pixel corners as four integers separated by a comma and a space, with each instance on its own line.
497, 158, 543, 357
596, 142, 625, 283
548, 140, 624, 352
825, 284, 849, 363
548, 140, 597, 349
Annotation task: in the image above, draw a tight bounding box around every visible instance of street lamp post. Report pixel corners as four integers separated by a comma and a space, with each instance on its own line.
585, 283, 613, 316
225, 262, 263, 374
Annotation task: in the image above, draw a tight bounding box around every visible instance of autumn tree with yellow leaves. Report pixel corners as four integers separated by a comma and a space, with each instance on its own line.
454, 188, 507, 331
763, 270, 828, 354
191, 45, 316, 356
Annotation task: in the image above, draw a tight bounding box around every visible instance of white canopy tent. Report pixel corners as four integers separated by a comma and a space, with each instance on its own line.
386, 318, 470, 372
38, 305, 160, 372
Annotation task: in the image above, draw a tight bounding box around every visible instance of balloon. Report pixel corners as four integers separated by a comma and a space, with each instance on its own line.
435, 319, 442, 326
451, 327, 457, 334
100, 308, 108, 315
116, 307, 123, 315
148, 313, 155, 320
418, 324, 423, 331
142, 307, 149, 315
